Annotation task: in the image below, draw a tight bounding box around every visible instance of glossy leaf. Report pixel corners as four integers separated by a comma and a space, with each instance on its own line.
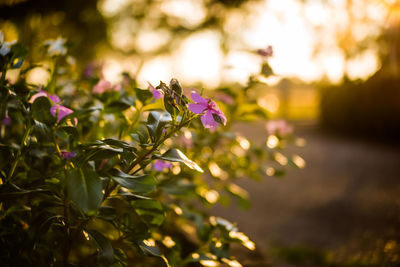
111, 169, 156, 194
147, 111, 172, 141
160, 148, 203, 173
65, 168, 102, 212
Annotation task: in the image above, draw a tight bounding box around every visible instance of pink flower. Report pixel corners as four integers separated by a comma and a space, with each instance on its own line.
265, 120, 293, 136
257, 45, 273, 58
50, 104, 74, 122
148, 82, 163, 99
30, 89, 60, 104
154, 159, 172, 172
188, 91, 227, 130
61, 151, 76, 159
92, 79, 120, 94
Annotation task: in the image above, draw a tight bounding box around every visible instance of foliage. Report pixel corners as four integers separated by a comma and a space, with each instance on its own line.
319, 74, 400, 142
0, 35, 301, 266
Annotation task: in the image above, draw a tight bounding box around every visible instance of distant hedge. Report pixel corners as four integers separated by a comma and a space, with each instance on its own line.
319, 74, 400, 142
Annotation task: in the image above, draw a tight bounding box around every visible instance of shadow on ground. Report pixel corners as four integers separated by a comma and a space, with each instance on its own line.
212, 121, 400, 266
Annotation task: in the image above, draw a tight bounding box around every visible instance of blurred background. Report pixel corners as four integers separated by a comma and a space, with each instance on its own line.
1, 0, 400, 265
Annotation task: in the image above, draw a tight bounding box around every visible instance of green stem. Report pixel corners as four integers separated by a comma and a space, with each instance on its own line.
125, 116, 193, 175
119, 106, 143, 139
7, 119, 32, 183
102, 115, 195, 200
52, 127, 62, 156
0, 67, 6, 84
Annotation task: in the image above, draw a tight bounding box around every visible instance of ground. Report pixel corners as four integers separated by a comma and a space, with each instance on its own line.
212, 121, 400, 266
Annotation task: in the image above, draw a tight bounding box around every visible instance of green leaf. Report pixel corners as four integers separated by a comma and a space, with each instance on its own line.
62, 107, 101, 122
65, 168, 103, 212
160, 149, 203, 173
139, 240, 162, 257
86, 229, 114, 265
31, 96, 56, 125
105, 98, 132, 113
146, 111, 172, 141
111, 169, 156, 194
134, 199, 165, 226
83, 145, 123, 162
135, 87, 153, 104
102, 139, 134, 149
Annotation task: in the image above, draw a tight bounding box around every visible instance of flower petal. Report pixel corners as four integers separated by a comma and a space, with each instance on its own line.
188, 103, 207, 114
93, 79, 111, 94
201, 110, 218, 130
48, 94, 61, 104
29, 91, 48, 103
152, 89, 163, 99
51, 104, 74, 122
191, 91, 208, 104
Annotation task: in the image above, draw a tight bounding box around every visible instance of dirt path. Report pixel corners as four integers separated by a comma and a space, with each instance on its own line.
212, 121, 400, 266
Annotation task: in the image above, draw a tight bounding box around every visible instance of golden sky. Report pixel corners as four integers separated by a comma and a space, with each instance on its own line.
99, 0, 393, 86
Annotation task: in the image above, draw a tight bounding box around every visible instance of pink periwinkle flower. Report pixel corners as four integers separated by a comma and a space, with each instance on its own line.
257, 45, 273, 58
61, 151, 76, 159
154, 159, 172, 172
148, 82, 163, 99
188, 91, 227, 131
2, 116, 11, 125
265, 120, 293, 136
30, 89, 60, 104
92, 79, 120, 94
50, 104, 74, 122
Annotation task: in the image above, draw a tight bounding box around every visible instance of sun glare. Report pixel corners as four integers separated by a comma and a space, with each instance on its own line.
100, 0, 390, 86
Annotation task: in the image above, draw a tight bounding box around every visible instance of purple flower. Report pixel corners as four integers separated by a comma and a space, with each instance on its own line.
2, 116, 11, 125
257, 45, 273, 58
154, 159, 172, 172
50, 104, 74, 122
188, 91, 227, 131
148, 82, 163, 99
61, 151, 76, 159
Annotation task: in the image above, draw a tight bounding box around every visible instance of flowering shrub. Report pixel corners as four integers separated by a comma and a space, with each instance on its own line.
0, 35, 303, 266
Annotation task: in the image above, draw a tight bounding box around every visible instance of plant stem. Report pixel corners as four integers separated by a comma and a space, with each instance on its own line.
102, 116, 194, 200
7, 119, 32, 183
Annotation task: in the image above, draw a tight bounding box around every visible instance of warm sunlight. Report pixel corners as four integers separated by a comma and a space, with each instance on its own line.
99, 0, 390, 85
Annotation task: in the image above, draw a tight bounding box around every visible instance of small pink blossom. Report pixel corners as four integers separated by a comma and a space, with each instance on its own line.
50, 104, 74, 122
61, 151, 76, 159
265, 120, 293, 136
92, 79, 120, 94
257, 45, 273, 58
30, 89, 60, 104
148, 82, 163, 99
188, 91, 227, 131
154, 159, 172, 172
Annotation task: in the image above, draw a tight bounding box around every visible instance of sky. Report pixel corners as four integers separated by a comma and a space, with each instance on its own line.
99, 0, 391, 87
